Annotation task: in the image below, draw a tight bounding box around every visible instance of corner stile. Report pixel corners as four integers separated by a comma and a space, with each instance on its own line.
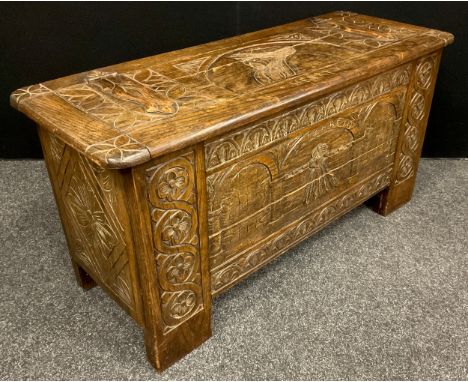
126, 146, 212, 371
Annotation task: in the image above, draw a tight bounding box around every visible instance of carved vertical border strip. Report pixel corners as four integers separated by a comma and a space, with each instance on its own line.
396, 53, 439, 184
145, 150, 204, 335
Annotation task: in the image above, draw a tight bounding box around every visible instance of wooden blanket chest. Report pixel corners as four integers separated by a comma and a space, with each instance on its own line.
11, 11, 453, 371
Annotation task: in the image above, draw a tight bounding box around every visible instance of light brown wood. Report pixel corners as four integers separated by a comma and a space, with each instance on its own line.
11, 11, 453, 372
370, 52, 443, 215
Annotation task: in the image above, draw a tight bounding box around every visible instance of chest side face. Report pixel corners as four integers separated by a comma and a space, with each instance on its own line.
205, 64, 411, 294
39, 129, 141, 320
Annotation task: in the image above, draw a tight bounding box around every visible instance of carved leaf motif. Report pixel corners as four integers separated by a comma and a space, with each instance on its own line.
11, 84, 51, 104
205, 64, 411, 169
85, 135, 149, 166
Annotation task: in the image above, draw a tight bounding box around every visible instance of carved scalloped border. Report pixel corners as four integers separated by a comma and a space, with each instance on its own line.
205, 64, 411, 171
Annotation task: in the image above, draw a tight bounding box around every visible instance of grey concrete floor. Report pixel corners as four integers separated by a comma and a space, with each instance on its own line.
1, 159, 467, 380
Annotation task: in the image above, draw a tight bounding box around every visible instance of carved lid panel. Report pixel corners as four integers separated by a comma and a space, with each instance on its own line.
11, 11, 453, 168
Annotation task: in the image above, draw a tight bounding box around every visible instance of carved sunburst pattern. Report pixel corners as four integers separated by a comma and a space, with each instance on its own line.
44, 133, 135, 312
67, 178, 115, 255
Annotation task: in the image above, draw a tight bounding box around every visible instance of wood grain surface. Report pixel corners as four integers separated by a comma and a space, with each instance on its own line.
11, 11, 453, 169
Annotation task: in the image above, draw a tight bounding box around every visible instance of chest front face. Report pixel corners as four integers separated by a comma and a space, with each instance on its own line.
205, 63, 412, 294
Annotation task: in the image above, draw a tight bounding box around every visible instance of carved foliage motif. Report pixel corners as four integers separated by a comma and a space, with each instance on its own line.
308, 12, 418, 49
10, 84, 51, 105
205, 64, 410, 170
396, 54, 437, 183
45, 134, 135, 311
211, 171, 391, 293
84, 134, 150, 167
145, 152, 204, 334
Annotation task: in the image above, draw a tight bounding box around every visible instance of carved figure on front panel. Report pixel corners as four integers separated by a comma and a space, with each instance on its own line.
305, 143, 340, 204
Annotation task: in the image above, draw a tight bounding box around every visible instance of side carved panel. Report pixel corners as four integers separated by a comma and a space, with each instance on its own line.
42, 132, 136, 314
396, 54, 439, 183
145, 151, 204, 335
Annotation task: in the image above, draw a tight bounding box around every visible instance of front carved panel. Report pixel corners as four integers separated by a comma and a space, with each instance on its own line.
145, 151, 204, 335
42, 132, 136, 313
207, 67, 409, 294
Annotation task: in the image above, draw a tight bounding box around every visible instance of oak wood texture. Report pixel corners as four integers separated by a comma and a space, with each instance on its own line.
11, 11, 453, 169
11, 11, 453, 372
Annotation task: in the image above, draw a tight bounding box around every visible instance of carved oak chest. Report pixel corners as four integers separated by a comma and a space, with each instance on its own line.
11, 11, 453, 371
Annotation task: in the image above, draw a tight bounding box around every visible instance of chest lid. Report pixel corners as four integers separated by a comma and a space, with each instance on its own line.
11, 11, 453, 169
